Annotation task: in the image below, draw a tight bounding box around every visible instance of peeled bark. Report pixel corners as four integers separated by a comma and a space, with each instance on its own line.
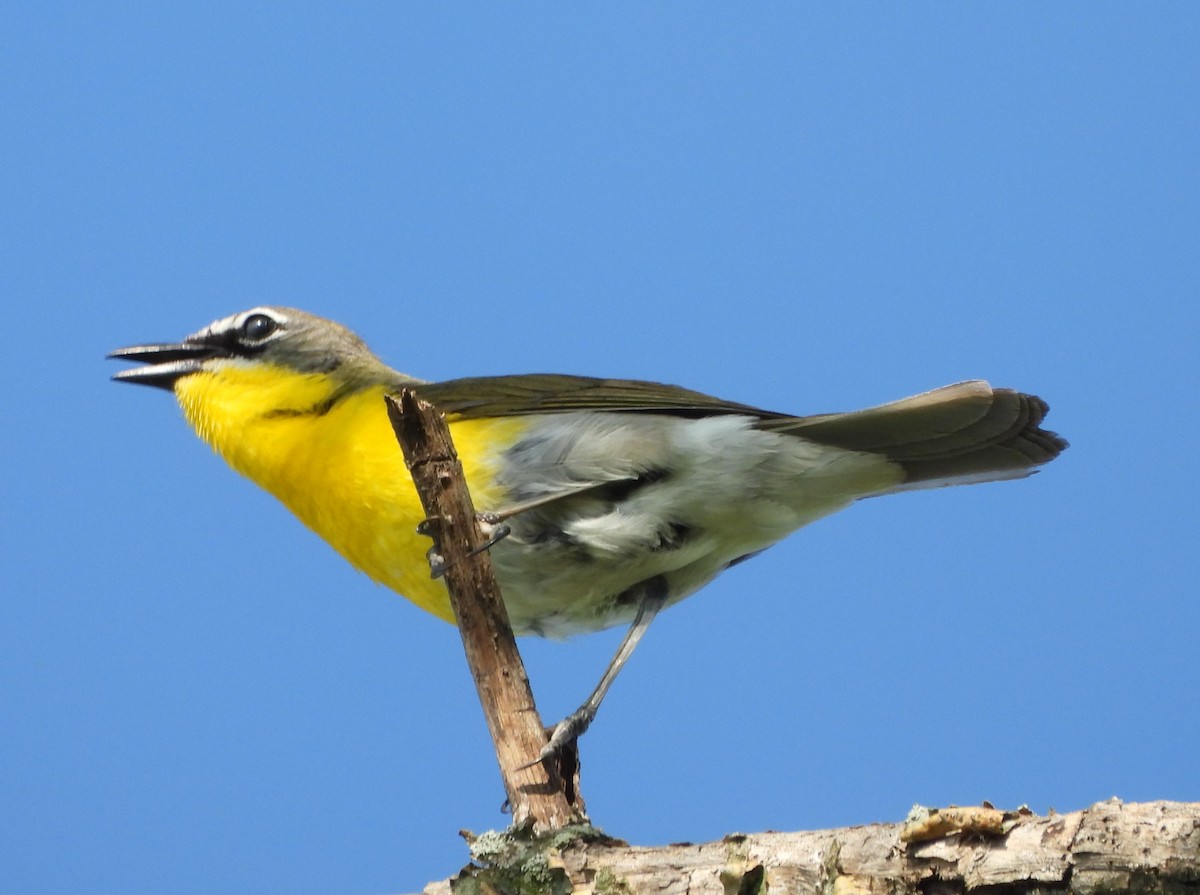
420, 799, 1200, 895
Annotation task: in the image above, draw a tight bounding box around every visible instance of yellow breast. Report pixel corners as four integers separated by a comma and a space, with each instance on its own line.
175, 362, 527, 623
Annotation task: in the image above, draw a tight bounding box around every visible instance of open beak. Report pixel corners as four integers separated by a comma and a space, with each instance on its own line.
108, 340, 224, 390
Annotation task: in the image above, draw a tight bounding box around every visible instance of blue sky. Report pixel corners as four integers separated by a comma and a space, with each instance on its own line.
3, 4, 1198, 893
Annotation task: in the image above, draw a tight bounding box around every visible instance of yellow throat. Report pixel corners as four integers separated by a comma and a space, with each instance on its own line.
175, 360, 525, 623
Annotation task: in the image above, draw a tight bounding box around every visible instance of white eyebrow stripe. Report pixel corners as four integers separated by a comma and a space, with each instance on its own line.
190, 307, 291, 342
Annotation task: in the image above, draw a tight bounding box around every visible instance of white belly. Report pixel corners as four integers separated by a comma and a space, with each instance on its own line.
483, 413, 902, 637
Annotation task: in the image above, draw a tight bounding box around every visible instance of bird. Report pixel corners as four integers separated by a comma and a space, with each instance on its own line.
110, 306, 1067, 755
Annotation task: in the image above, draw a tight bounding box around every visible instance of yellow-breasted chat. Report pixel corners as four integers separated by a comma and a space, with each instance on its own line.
110, 306, 1067, 751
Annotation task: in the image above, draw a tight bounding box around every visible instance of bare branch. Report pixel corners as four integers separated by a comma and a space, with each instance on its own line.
386, 390, 583, 830
422, 799, 1200, 894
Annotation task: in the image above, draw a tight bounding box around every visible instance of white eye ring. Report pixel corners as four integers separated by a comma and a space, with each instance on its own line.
240, 312, 279, 343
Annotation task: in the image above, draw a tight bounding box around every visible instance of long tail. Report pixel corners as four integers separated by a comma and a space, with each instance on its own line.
771, 380, 1068, 492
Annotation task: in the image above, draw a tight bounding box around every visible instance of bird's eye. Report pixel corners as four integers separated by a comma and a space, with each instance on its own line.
241, 313, 278, 342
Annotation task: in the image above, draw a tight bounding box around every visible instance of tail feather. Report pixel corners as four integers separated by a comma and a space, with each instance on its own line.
770, 381, 1068, 490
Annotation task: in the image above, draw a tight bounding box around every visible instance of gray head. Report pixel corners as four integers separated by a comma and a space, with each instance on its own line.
110, 306, 414, 391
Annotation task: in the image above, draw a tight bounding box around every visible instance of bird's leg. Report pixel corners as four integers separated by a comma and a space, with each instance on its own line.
524, 576, 669, 768
418, 482, 615, 578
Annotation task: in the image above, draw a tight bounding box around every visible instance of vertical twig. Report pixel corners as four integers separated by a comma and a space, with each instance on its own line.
385, 390, 583, 830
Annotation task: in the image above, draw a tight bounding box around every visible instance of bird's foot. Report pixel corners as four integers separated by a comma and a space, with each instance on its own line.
470, 513, 512, 557
518, 706, 594, 770
418, 513, 511, 579
425, 545, 448, 578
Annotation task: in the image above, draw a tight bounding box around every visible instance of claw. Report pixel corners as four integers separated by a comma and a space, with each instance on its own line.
426, 545, 448, 579
469, 519, 511, 557
541, 711, 593, 761
418, 513, 511, 578
516, 710, 592, 771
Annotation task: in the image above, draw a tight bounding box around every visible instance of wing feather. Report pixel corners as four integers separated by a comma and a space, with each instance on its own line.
410, 375, 1066, 488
